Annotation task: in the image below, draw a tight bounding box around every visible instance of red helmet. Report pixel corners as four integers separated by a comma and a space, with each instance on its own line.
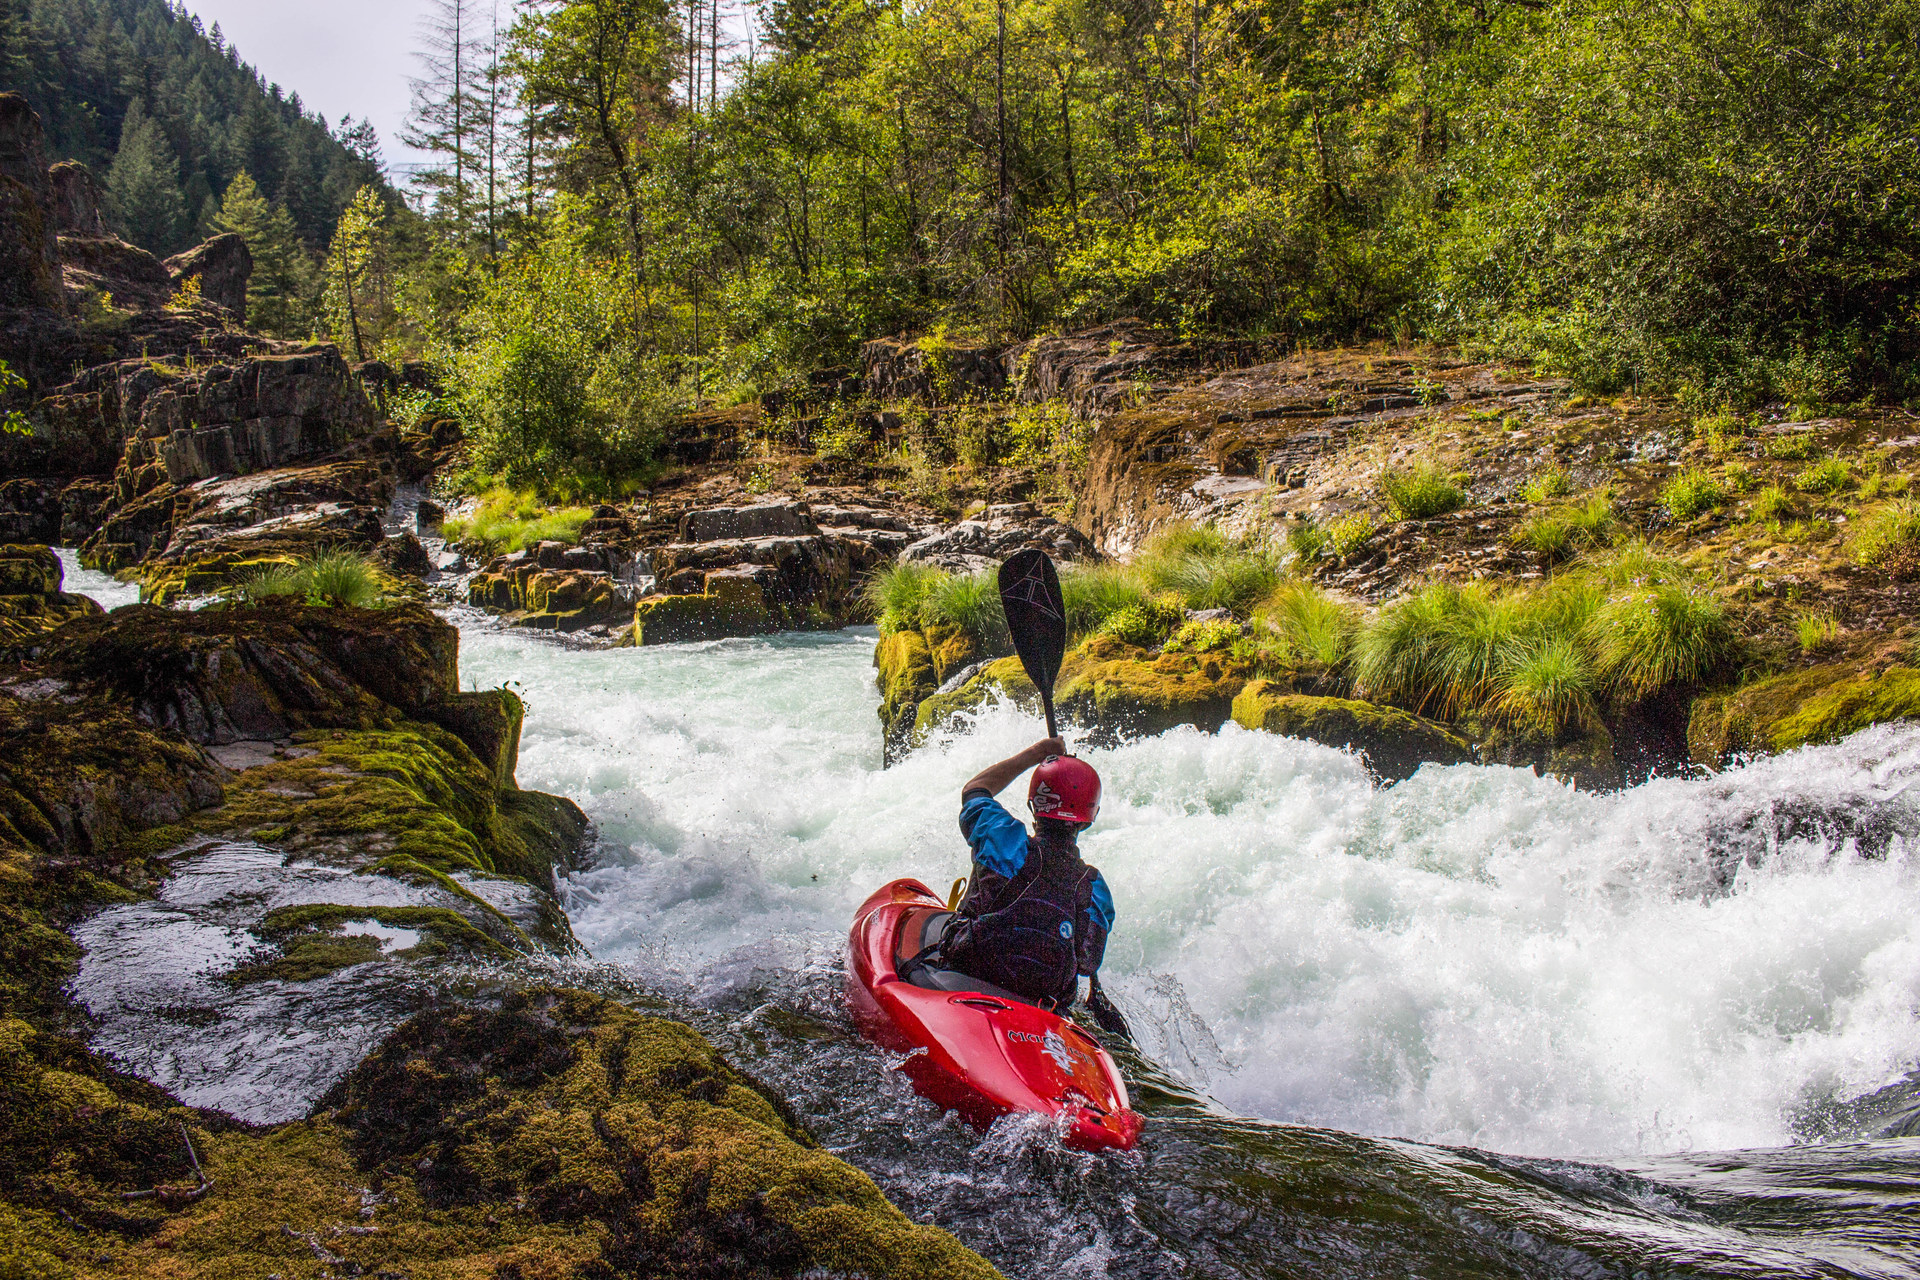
1029, 755, 1101, 825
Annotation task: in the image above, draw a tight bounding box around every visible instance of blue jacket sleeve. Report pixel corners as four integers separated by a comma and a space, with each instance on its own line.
958, 792, 1030, 879
1087, 872, 1115, 932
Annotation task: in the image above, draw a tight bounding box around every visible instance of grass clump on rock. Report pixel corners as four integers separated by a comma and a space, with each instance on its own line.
1520, 466, 1573, 502
1379, 459, 1466, 520
1662, 468, 1728, 520
1258, 582, 1357, 670
231, 548, 388, 608
1136, 524, 1281, 615
444, 487, 593, 554
1513, 492, 1615, 560
1850, 498, 1920, 576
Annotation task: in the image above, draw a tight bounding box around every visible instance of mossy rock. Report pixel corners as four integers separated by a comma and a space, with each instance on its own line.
911, 656, 1038, 744
0, 993, 1001, 1280
1690, 663, 1920, 765
1056, 633, 1256, 744
1460, 709, 1621, 791
0, 544, 58, 594
1232, 680, 1474, 783
0, 590, 102, 647
634, 590, 775, 645
875, 628, 938, 756
224, 903, 517, 984
427, 687, 525, 790
921, 616, 980, 684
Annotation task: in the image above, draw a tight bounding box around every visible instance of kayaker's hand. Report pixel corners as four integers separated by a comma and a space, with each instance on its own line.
1032, 736, 1066, 761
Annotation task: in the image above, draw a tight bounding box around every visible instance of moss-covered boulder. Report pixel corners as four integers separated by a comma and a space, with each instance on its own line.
1690, 663, 1920, 766
468, 562, 629, 632
0, 543, 102, 649
1458, 710, 1620, 791
634, 572, 775, 645
1056, 633, 1257, 744
912, 656, 1038, 744
0, 992, 1002, 1280
1232, 680, 1474, 782
876, 628, 938, 759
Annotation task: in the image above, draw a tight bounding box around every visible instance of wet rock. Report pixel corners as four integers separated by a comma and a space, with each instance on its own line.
0, 541, 103, 647
1232, 681, 1474, 783
900, 501, 1099, 573
1055, 633, 1254, 744
162, 232, 251, 320
414, 495, 444, 531
376, 530, 432, 577
632, 568, 775, 644
1690, 662, 1920, 766
679, 500, 819, 542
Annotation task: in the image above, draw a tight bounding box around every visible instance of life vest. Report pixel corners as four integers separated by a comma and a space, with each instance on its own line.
938, 834, 1095, 1009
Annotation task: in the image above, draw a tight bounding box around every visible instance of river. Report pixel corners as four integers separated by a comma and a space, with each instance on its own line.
58, 556, 1920, 1277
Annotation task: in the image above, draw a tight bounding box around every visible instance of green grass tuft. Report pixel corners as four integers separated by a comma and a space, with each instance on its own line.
1379, 460, 1466, 520
1794, 457, 1851, 494
1590, 584, 1741, 698
442, 488, 593, 555
1751, 483, 1797, 524
1513, 492, 1614, 560
231, 549, 386, 609
1850, 498, 1920, 575
1494, 635, 1600, 732
1520, 467, 1572, 503
921, 570, 1009, 652
1098, 596, 1186, 648
1662, 468, 1728, 520
1793, 609, 1840, 654
1060, 564, 1152, 637
1259, 582, 1357, 669
864, 561, 945, 634
1136, 524, 1281, 615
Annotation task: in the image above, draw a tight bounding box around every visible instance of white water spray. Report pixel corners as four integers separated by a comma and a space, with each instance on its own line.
458, 621, 1920, 1161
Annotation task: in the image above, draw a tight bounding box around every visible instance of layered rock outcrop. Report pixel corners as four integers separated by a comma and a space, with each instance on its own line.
0, 542, 101, 647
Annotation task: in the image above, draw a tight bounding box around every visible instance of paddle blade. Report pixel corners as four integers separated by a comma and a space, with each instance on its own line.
997, 549, 1066, 720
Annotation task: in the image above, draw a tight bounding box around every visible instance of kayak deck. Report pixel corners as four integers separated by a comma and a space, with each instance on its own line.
846, 877, 1142, 1151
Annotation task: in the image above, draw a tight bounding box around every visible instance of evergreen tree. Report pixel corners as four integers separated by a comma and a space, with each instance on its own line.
107, 96, 187, 254
323, 185, 394, 359
212, 170, 314, 336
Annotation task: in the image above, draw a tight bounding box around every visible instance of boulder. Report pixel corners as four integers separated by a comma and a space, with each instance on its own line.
1231, 680, 1474, 783
0, 541, 104, 647
0, 477, 60, 543
678, 500, 820, 542
633, 569, 775, 644
45, 159, 105, 235
163, 232, 252, 320
56, 230, 174, 310
1055, 633, 1253, 743
651, 531, 852, 610
901, 502, 1099, 573
376, 530, 433, 576
1690, 662, 1920, 766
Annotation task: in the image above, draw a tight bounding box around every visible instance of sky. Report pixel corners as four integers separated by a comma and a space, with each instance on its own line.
180, 0, 438, 175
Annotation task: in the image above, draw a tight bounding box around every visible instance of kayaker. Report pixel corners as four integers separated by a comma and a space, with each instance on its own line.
922, 736, 1118, 1016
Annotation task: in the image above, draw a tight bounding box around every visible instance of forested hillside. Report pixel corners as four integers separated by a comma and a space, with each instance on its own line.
0, 0, 384, 256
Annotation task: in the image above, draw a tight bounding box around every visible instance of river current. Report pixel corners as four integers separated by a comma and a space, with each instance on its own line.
58, 557, 1920, 1276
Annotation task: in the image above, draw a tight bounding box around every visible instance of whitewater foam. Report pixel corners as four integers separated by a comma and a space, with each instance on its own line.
444, 623, 1920, 1158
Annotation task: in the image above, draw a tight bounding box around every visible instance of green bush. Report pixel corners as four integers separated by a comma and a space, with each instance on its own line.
1850, 499, 1920, 574
1589, 584, 1741, 698
1259, 582, 1357, 669
1328, 513, 1380, 562
864, 561, 945, 634
1794, 457, 1851, 494
1494, 635, 1600, 732
443, 489, 593, 555
1379, 460, 1467, 520
230, 549, 386, 609
1164, 618, 1241, 654
1099, 597, 1186, 648
922, 570, 1009, 652
1579, 541, 1693, 588
1136, 525, 1281, 615
1662, 468, 1728, 520
1060, 564, 1152, 637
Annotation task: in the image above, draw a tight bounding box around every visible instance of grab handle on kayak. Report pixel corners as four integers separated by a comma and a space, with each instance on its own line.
947, 877, 967, 910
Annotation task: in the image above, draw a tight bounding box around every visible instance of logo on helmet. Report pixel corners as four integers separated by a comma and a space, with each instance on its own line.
1031, 782, 1062, 813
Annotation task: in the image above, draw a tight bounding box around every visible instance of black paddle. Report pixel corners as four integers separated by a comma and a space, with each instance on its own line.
997, 548, 1066, 738
998, 549, 1133, 1043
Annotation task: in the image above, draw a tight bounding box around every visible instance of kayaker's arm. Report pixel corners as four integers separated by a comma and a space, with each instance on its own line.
961, 737, 1065, 799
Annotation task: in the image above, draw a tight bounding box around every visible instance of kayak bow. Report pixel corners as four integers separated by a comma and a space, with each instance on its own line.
846, 877, 1142, 1151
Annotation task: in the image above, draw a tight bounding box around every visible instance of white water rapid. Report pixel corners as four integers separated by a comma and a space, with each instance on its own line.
455, 616, 1920, 1165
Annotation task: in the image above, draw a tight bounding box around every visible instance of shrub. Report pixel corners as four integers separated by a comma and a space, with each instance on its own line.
1164, 618, 1240, 653
1662, 468, 1727, 520
1794, 457, 1851, 495
1060, 564, 1151, 637
1099, 597, 1186, 648
1137, 525, 1281, 615
443, 489, 593, 555
1850, 499, 1920, 575
1589, 584, 1741, 698
1793, 610, 1840, 654
1722, 460, 1753, 492
1259, 582, 1357, 669
1520, 467, 1572, 502
864, 561, 945, 633
1285, 522, 1331, 564
231, 549, 385, 609
1379, 460, 1466, 519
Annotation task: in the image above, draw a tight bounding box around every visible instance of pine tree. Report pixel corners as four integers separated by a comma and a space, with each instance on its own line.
323, 185, 393, 360
107, 97, 188, 254
403, 0, 486, 233
212, 170, 315, 336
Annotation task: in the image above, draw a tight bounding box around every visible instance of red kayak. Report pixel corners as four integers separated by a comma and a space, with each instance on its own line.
846, 877, 1142, 1151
